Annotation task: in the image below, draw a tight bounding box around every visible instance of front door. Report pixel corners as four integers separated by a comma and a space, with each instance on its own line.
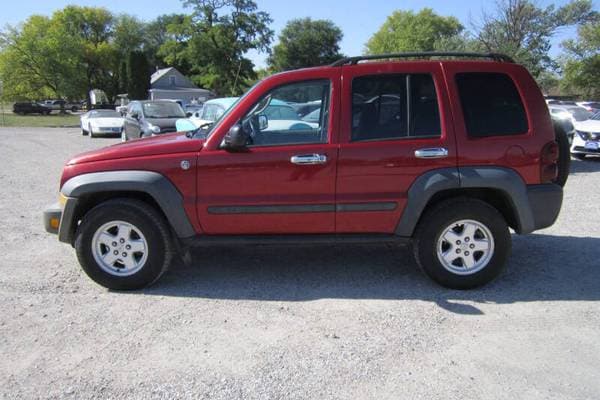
196, 77, 340, 235
335, 62, 457, 233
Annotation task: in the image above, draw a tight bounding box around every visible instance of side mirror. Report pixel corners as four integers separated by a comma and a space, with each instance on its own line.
186, 112, 193, 117
131, 112, 139, 120
258, 114, 268, 131
220, 124, 249, 151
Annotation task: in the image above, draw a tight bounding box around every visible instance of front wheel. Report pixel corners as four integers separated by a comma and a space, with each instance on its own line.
413, 198, 511, 289
74, 199, 173, 290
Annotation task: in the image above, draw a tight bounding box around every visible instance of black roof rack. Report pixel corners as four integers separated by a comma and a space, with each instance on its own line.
330, 52, 515, 67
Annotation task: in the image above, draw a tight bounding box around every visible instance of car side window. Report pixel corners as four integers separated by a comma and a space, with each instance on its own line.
242, 80, 331, 147
456, 72, 528, 137
352, 74, 441, 141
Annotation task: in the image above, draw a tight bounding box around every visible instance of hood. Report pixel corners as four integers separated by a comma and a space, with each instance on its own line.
574, 119, 600, 133
67, 132, 204, 165
90, 118, 123, 127
145, 117, 181, 129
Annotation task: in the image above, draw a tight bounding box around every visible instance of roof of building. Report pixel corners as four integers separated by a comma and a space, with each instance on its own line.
150, 67, 175, 85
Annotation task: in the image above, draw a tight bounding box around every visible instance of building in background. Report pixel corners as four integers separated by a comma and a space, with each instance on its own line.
149, 67, 213, 105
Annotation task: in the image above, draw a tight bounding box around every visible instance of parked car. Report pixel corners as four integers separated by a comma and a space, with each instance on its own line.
122, 100, 187, 141
570, 111, 600, 160
42, 99, 81, 113
44, 52, 568, 291
549, 105, 592, 125
189, 97, 239, 128
576, 101, 600, 112
289, 100, 321, 118
12, 102, 51, 115
184, 103, 204, 118
80, 110, 124, 138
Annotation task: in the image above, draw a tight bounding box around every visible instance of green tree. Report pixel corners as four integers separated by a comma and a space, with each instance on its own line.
54, 6, 117, 102
268, 18, 344, 71
473, 0, 597, 77
365, 8, 463, 54
126, 51, 151, 100
0, 6, 149, 103
145, 14, 191, 72
560, 20, 600, 98
0, 15, 81, 100
164, 0, 274, 95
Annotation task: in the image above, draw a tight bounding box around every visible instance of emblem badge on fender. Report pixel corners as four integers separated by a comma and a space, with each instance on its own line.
180, 160, 190, 170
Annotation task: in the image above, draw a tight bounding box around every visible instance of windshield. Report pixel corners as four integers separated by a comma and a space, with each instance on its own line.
571, 108, 592, 121
142, 102, 186, 119
91, 111, 121, 118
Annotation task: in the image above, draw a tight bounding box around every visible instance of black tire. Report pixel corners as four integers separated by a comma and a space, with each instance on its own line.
82, 128, 88, 136
74, 198, 174, 290
573, 153, 586, 160
553, 120, 571, 187
413, 198, 511, 290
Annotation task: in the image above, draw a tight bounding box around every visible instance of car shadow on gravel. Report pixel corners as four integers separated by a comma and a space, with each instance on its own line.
139, 233, 600, 315
570, 157, 600, 174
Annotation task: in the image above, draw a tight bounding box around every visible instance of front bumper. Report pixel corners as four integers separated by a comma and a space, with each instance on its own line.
43, 195, 78, 244
43, 202, 62, 234
526, 184, 563, 231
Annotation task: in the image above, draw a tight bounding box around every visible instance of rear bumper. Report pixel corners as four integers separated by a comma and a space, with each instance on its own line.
526, 184, 563, 231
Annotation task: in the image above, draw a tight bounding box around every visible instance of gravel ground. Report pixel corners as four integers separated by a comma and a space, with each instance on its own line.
1, 127, 599, 399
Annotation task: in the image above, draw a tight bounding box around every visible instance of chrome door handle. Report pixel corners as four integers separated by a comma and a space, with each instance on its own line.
290, 154, 328, 165
414, 147, 448, 159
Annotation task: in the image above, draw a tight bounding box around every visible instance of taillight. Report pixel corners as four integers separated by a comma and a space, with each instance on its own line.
541, 141, 559, 183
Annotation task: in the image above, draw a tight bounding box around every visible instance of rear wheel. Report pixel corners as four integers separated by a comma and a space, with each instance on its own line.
413, 198, 511, 289
74, 199, 173, 290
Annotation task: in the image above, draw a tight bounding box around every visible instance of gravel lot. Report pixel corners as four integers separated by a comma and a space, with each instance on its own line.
1, 127, 599, 399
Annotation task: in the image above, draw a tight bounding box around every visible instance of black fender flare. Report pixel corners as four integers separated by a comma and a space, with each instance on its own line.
395, 167, 536, 237
60, 170, 195, 241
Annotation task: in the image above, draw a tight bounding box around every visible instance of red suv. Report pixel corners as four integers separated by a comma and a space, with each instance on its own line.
43, 52, 566, 290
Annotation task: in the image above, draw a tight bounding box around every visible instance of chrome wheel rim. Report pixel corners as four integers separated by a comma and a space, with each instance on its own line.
436, 219, 494, 275
91, 221, 148, 276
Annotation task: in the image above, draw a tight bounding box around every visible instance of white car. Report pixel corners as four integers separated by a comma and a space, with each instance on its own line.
576, 101, 600, 112
80, 110, 124, 138
571, 111, 600, 160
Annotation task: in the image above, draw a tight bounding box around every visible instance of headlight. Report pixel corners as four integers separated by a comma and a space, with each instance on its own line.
577, 130, 591, 140
148, 124, 161, 134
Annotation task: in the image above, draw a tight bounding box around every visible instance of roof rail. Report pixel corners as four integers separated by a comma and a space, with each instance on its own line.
330, 52, 515, 67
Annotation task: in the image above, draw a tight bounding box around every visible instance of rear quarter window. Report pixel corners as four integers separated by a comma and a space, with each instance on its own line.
456, 72, 528, 138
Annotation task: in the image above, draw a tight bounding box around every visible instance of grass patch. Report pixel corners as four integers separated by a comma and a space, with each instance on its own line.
0, 103, 80, 128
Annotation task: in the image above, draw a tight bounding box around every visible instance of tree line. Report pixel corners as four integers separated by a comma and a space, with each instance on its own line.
0, 0, 598, 103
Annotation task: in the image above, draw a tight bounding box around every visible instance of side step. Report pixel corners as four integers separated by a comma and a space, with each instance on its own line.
182, 234, 410, 247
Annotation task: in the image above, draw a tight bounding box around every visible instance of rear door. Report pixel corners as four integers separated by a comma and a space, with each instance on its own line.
336, 62, 457, 233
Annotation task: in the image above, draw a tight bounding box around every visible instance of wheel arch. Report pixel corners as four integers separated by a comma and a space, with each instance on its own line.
60, 171, 195, 244
395, 167, 536, 237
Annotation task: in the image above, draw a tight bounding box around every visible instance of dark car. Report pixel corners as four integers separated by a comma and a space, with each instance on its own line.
123, 100, 187, 141
13, 102, 51, 115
